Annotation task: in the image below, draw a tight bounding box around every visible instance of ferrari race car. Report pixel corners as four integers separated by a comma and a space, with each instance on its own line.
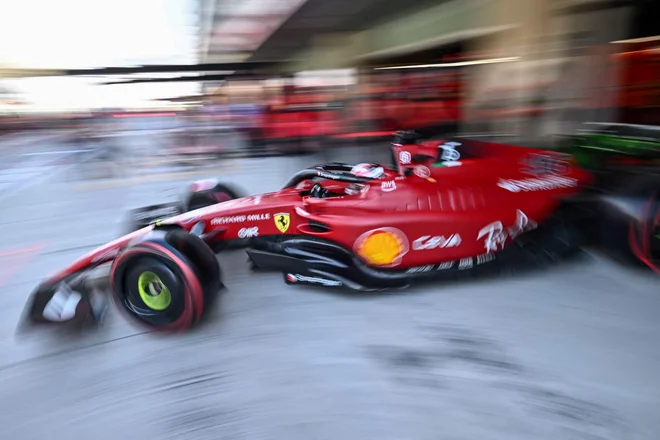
19, 131, 660, 333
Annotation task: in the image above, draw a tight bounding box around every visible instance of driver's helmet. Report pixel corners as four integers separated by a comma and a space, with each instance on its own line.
350, 163, 384, 179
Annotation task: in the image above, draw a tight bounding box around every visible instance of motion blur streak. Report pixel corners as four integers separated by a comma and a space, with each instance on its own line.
1, 0, 660, 439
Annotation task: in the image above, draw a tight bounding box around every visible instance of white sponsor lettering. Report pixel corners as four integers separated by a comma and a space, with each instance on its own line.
247, 213, 270, 221
238, 227, 259, 238
443, 161, 462, 167
497, 175, 578, 192
406, 255, 494, 274
318, 171, 340, 180
440, 142, 461, 161
406, 265, 434, 273
381, 181, 397, 192
134, 206, 179, 221
477, 209, 537, 253
399, 151, 411, 164
211, 213, 269, 225
508, 210, 536, 241
211, 216, 245, 225
458, 257, 473, 270
406, 260, 455, 273
521, 153, 570, 176
286, 273, 342, 286
413, 234, 462, 250
475, 253, 496, 265
437, 261, 455, 270
42, 285, 82, 322
414, 165, 431, 179
478, 221, 505, 253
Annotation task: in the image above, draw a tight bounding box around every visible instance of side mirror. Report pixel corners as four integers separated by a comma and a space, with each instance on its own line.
393, 130, 423, 145
412, 154, 434, 162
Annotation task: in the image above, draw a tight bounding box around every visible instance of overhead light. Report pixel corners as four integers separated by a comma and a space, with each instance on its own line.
611, 35, 660, 44
208, 52, 252, 62
374, 57, 520, 70
113, 112, 177, 118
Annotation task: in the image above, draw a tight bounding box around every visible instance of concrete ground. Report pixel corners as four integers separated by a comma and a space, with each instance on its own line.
0, 129, 658, 440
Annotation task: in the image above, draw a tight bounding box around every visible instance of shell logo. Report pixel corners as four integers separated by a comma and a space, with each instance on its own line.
354, 227, 409, 267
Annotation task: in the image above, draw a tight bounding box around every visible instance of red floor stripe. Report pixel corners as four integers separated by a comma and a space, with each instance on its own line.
0, 244, 46, 288
0, 246, 45, 258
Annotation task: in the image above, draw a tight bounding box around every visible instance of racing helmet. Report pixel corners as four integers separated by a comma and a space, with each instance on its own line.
350, 163, 384, 179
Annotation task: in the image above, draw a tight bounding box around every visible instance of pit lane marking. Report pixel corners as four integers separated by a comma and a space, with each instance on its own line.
0, 244, 46, 288
0, 246, 45, 258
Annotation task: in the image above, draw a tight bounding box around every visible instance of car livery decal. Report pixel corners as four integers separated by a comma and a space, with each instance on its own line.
354, 227, 409, 267
274, 213, 290, 233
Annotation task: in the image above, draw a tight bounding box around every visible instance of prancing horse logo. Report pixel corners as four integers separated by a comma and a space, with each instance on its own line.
274, 212, 290, 233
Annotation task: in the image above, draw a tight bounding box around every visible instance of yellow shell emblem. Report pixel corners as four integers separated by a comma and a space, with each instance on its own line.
354, 228, 409, 267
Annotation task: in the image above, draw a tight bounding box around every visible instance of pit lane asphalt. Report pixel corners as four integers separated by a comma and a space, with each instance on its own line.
0, 133, 659, 440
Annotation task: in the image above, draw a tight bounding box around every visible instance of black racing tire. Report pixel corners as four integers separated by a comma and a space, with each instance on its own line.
164, 228, 222, 309
598, 175, 660, 270
110, 234, 210, 332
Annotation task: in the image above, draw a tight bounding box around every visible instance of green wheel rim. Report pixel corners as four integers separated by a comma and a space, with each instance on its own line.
137, 271, 172, 311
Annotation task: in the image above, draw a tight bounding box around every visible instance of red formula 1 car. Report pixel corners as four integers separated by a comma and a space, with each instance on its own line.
18, 132, 660, 333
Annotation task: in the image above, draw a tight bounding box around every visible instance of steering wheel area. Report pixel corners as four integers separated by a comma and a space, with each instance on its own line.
309, 183, 329, 198
282, 163, 376, 193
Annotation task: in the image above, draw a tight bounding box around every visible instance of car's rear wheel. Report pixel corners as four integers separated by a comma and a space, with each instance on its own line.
110, 231, 220, 331
185, 182, 247, 251
185, 182, 244, 211
599, 175, 660, 271
628, 190, 660, 273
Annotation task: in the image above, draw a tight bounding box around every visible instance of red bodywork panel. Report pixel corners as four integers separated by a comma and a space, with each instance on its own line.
47, 139, 592, 283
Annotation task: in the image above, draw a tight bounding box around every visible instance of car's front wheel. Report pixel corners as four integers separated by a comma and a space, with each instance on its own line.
110, 230, 220, 331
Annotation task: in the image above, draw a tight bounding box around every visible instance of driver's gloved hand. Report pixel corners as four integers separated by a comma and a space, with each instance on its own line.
310, 183, 327, 198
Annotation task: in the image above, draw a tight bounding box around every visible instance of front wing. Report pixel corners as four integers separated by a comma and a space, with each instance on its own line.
125, 202, 184, 231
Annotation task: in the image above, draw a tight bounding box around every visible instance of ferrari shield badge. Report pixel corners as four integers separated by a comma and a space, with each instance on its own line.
274, 212, 290, 233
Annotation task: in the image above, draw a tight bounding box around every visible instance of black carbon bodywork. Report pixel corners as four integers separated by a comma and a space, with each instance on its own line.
595, 174, 660, 267
126, 202, 183, 231
245, 213, 583, 291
